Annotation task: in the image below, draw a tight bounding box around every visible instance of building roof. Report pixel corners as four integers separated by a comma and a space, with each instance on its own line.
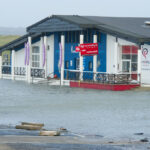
1, 15, 150, 52
27, 15, 150, 43
0, 33, 41, 52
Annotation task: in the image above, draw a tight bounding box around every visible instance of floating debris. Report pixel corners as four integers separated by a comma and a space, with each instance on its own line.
140, 138, 149, 142
39, 130, 60, 136
15, 125, 42, 130
134, 133, 144, 135
59, 127, 67, 131
21, 122, 44, 127
108, 141, 114, 144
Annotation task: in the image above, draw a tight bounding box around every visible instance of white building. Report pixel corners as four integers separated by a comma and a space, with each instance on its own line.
0, 15, 150, 90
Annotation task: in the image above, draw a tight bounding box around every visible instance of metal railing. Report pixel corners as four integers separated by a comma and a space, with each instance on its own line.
14, 67, 26, 76
2, 66, 11, 74
64, 69, 141, 84
31, 68, 45, 78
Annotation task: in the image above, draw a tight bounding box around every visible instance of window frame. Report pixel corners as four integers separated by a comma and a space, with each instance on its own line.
32, 46, 40, 68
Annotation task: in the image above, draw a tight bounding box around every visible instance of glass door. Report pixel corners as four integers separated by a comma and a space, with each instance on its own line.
122, 60, 131, 73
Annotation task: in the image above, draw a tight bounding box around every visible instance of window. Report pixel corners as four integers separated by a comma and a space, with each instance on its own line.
32, 46, 40, 68
75, 58, 80, 70
2, 51, 11, 66
122, 46, 138, 72
89, 61, 93, 71
65, 61, 69, 69
58, 31, 80, 43
2, 54, 10, 66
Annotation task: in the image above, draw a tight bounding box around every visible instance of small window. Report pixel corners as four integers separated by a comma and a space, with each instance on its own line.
65, 61, 69, 69
132, 63, 137, 72
89, 61, 93, 71
2, 54, 10, 66
97, 60, 101, 68
75, 58, 80, 70
122, 55, 130, 59
131, 55, 137, 62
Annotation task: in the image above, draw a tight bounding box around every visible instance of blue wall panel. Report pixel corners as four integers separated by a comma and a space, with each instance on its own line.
54, 33, 60, 77
54, 31, 107, 78
65, 43, 79, 70
97, 33, 106, 72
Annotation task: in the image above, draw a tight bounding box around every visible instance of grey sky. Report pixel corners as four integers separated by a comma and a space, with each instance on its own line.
0, 0, 150, 27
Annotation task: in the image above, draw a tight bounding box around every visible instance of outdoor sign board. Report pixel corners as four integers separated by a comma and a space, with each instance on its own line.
75, 43, 98, 56
141, 44, 150, 84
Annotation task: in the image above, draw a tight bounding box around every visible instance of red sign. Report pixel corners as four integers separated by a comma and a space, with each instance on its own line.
75, 43, 98, 56
75, 46, 81, 52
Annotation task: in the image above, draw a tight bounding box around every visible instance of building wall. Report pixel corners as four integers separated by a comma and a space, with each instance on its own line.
54, 33, 60, 77
54, 31, 107, 77
106, 34, 136, 74
141, 44, 150, 85
15, 47, 25, 67
97, 33, 106, 72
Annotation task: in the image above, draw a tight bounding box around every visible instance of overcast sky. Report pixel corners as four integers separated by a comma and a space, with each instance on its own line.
0, 0, 150, 27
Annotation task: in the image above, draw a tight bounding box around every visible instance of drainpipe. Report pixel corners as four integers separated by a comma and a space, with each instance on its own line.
11, 50, 15, 80
80, 34, 84, 80
93, 34, 97, 81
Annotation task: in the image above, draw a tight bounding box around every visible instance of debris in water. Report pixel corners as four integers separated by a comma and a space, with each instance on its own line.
21, 122, 44, 127
16, 125, 42, 130
134, 133, 144, 135
39, 130, 60, 136
140, 138, 149, 142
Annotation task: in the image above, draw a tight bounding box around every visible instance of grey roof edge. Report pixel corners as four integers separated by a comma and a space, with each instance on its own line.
0, 33, 41, 52
27, 16, 51, 32
26, 15, 97, 32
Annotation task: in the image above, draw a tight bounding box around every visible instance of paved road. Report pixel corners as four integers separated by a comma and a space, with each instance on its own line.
0, 136, 149, 150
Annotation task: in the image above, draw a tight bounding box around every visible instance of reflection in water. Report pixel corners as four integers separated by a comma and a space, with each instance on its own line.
0, 79, 150, 138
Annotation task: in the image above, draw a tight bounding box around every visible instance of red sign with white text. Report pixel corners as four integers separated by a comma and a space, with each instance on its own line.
75, 43, 98, 56
75, 46, 81, 52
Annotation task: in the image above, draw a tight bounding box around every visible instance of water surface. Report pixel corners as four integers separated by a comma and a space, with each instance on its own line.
0, 79, 150, 139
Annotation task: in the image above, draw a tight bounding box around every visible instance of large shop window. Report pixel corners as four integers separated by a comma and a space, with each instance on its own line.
32, 46, 40, 68
122, 45, 138, 72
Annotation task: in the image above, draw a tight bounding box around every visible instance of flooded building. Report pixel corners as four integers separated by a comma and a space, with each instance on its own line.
0, 15, 150, 90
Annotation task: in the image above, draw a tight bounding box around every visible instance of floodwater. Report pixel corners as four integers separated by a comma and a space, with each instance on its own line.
0, 79, 150, 139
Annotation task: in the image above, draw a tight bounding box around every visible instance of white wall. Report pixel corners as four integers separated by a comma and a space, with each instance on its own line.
15, 48, 26, 67
106, 34, 138, 74
14, 35, 54, 77
141, 44, 150, 85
